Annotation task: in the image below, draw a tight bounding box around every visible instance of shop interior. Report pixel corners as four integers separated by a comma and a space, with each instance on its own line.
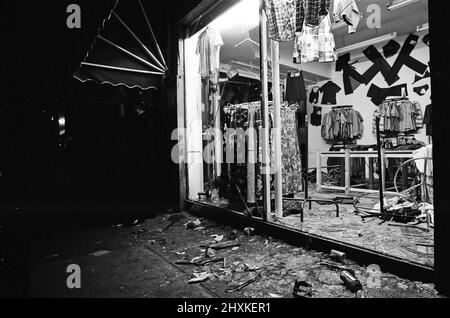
181, 0, 433, 268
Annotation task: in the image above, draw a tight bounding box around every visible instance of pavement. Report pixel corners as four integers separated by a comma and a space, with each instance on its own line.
23, 208, 442, 298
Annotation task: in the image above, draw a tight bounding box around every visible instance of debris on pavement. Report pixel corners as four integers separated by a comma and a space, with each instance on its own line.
211, 235, 224, 242
293, 280, 313, 298
206, 241, 242, 251
188, 272, 210, 284
90, 250, 112, 257
340, 270, 363, 293
244, 228, 255, 236
227, 230, 239, 241
226, 272, 262, 293
330, 250, 346, 263
184, 219, 202, 230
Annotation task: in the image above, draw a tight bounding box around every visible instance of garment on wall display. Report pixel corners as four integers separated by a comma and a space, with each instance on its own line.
424, 104, 432, 136
321, 107, 364, 141
372, 99, 423, 135
386, 34, 428, 86
413, 84, 430, 96
332, 0, 361, 34
367, 83, 408, 106
311, 106, 323, 126
265, 0, 297, 42
293, 13, 337, 64
363, 45, 400, 85
335, 53, 366, 95
286, 71, 307, 104
319, 81, 341, 105
309, 86, 320, 103
413, 70, 431, 84
383, 40, 401, 59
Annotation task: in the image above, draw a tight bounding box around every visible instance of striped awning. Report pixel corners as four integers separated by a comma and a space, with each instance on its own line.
74, 0, 167, 91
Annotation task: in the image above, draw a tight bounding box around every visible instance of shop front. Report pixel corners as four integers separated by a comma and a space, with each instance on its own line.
176, 0, 434, 280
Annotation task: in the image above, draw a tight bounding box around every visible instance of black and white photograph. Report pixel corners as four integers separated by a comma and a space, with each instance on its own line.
1, 0, 450, 305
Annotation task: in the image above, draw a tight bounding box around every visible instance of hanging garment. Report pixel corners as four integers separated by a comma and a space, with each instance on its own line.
286, 71, 307, 104
265, 0, 297, 42
319, 81, 342, 105
321, 107, 363, 141
296, 0, 331, 32
383, 40, 401, 59
281, 105, 303, 195
318, 14, 337, 62
413, 84, 430, 96
311, 106, 323, 126
367, 83, 408, 106
413, 70, 431, 84
386, 34, 429, 86
247, 108, 257, 204
333, 0, 361, 34
309, 86, 320, 104
372, 100, 423, 134
196, 27, 223, 77
296, 101, 308, 145
293, 13, 337, 64
336, 53, 365, 95
362, 45, 399, 85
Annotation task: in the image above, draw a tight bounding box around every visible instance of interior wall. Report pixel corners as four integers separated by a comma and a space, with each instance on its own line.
307, 35, 431, 169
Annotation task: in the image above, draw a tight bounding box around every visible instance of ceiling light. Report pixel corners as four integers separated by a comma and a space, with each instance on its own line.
336, 32, 397, 55
416, 22, 429, 32
209, 0, 259, 31
387, 0, 420, 11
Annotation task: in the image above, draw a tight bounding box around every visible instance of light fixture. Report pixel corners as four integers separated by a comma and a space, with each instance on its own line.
336, 32, 397, 54
416, 22, 429, 32
208, 0, 259, 31
387, 0, 420, 11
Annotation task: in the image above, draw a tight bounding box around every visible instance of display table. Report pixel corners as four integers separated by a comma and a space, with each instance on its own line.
316, 149, 415, 195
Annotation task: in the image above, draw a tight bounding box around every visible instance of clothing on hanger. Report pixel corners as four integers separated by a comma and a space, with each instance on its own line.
332, 0, 361, 34
196, 27, 223, 78
311, 106, 323, 126
265, 0, 297, 42
319, 81, 341, 105
293, 13, 337, 64
321, 107, 364, 141
309, 86, 320, 104
372, 99, 423, 135
286, 71, 307, 104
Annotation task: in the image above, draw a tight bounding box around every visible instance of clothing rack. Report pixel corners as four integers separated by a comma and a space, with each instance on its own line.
332, 105, 353, 110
